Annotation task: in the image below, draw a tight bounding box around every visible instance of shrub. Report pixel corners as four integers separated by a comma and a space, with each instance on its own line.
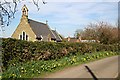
2, 38, 119, 70
2, 51, 119, 78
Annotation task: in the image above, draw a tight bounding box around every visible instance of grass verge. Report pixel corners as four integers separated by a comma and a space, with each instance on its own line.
2, 51, 120, 79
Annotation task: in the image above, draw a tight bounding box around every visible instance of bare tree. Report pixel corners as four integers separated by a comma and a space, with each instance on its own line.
75, 21, 118, 44
83, 23, 98, 40
0, 0, 46, 32
74, 29, 83, 39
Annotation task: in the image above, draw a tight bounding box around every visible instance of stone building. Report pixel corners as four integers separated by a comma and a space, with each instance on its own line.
12, 5, 62, 42
64, 36, 81, 42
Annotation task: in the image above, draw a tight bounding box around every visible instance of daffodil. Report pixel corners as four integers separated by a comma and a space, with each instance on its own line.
72, 58, 76, 62
21, 70, 24, 73
106, 53, 109, 55
21, 67, 24, 70
58, 63, 61, 66
12, 74, 16, 77
53, 65, 56, 67
38, 71, 40, 74
83, 58, 86, 61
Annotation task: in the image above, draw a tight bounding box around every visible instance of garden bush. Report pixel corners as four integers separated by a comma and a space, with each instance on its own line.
2, 38, 119, 70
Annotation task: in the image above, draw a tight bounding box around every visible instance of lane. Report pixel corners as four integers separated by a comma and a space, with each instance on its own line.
44, 55, 119, 78
84, 56, 119, 78
45, 64, 92, 78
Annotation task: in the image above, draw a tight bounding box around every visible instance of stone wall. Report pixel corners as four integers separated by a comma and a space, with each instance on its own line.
12, 15, 36, 41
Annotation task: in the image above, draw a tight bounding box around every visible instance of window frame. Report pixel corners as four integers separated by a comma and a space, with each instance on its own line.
19, 31, 29, 41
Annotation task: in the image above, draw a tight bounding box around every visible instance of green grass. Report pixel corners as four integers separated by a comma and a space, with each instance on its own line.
2, 51, 119, 78
40, 51, 120, 78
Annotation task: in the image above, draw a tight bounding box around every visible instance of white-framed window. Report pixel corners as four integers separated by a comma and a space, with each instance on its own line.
19, 31, 29, 41
23, 32, 25, 40
36, 35, 43, 41
20, 34, 22, 40
26, 35, 28, 40
40, 35, 43, 41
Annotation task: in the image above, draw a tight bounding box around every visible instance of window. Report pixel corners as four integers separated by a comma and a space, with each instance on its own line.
23, 8, 26, 15
36, 35, 43, 41
20, 35, 22, 40
23, 32, 25, 40
19, 32, 29, 41
26, 35, 28, 41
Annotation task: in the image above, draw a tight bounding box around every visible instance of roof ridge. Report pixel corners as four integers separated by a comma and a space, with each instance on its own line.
47, 25, 56, 39
55, 30, 62, 40
52, 30, 62, 41
28, 19, 56, 40
28, 19, 46, 25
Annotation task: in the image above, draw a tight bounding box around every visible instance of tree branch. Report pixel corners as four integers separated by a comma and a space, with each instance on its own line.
0, 0, 46, 27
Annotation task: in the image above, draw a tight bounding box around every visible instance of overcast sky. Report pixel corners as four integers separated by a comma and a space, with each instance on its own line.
1, 0, 118, 38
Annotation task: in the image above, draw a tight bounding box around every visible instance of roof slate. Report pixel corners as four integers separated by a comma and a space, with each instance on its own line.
28, 19, 56, 39
28, 19, 62, 41
52, 30, 62, 41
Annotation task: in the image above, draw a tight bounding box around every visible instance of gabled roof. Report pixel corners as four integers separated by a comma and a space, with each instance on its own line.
28, 19, 56, 39
52, 30, 62, 41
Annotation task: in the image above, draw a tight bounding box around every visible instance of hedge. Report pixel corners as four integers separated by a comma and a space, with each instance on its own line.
2, 38, 120, 70
2, 51, 119, 78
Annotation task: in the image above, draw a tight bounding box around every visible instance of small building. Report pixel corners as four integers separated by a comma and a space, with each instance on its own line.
80, 40, 97, 43
12, 5, 62, 42
64, 36, 99, 43
64, 36, 81, 42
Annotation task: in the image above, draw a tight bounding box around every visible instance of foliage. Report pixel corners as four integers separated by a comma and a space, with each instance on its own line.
0, 0, 46, 27
75, 21, 118, 44
2, 51, 119, 78
74, 29, 83, 39
2, 38, 119, 70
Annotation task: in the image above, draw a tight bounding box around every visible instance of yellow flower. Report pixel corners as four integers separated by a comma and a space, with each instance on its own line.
38, 71, 40, 74
12, 74, 15, 76
21, 67, 24, 69
58, 63, 61, 66
0, 76, 2, 79
72, 58, 76, 62
83, 58, 86, 61
74, 56, 76, 58
21, 70, 24, 73
106, 53, 109, 55
53, 64, 56, 67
